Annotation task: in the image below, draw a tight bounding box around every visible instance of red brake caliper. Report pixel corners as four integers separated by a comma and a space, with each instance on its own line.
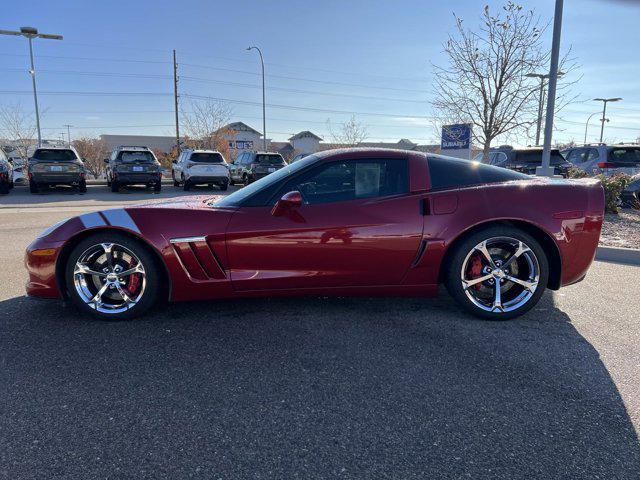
467, 252, 484, 290
126, 258, 140, 295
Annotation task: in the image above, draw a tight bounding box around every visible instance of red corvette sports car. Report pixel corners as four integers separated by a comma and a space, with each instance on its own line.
25, 148, 604, 321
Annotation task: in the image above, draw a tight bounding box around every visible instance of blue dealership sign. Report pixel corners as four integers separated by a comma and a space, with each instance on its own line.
441, 124, 472, 150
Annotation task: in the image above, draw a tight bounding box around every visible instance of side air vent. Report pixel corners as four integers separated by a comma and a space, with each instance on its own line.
170, 237, 226, 280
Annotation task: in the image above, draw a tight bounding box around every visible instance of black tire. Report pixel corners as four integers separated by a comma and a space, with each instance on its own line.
183, 179, 191, 191
153, 182, 162, 193
172, 172, 180, 187
29, 180, 39, 194
220, 182, 228, 191
444, 226, 549, 321
0, 182, 9, 195
111, 181, 119, 193
64, 232, 162, 320
78, 180, 87, 193
242, 174, 249, 187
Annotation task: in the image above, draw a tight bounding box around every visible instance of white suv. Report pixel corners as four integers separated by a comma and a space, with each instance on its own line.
171, 149, 230, 191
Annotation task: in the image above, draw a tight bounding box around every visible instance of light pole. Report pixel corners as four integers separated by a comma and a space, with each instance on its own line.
246, 46, 267, 151
63, 124, 73, 147
538, 0, 563, 177
0, 26, 63, 148
584, 112, 602, 144
594, 97, 622, 143
526, 72, 564, 146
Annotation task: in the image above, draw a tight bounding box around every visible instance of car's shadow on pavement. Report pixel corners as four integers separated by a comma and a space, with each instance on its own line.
1, 291, 638, 478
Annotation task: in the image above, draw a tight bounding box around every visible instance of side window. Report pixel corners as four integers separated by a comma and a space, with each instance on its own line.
587, 149, 600, 161
490, 152, 507, 165
566, 149, 582, 163
280, 158, 408, 205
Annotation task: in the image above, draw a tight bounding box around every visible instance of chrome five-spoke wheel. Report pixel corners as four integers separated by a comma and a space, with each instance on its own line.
66, 232, 161, 319
461, 237, 540, 313
73, 242, 146, 314
445, 227, 549, 320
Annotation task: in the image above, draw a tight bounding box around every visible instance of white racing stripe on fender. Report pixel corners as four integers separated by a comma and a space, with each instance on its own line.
79, 212, 106, 229
101, 209, 141, 233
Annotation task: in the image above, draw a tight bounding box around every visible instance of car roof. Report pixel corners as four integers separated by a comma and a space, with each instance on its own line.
184, 149, 222, 154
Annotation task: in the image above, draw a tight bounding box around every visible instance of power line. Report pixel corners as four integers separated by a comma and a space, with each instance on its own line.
0, 52, 427, 94
1, 68, 428, 103
0, 90, 433, 120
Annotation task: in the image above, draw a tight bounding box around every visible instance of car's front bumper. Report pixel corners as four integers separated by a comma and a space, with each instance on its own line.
25, 237, 64, 299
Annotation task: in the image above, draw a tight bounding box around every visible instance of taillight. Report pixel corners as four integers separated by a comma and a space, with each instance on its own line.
598, 162, 616, 169
250, 163, 258, 170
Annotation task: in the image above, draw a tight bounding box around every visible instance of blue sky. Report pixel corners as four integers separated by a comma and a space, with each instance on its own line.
1, 0, 639, 145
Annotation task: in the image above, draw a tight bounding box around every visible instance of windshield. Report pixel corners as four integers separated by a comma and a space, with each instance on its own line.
189, 152, 225, 163
214, 154, 318, 207
32, 149, 77, 162
118, 151, 156, 163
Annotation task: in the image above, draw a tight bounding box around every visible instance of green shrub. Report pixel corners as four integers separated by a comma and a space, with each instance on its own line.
567, 168, 632, 214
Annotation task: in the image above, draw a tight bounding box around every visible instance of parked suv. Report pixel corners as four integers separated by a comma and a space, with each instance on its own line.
0, 149, 14, 194
172, 149, 229, 191
230, 151, 287, 185
562, 144, 640, 176
28, 146, 86, 193
475, 146, 571, 177
106, 146, 162, 193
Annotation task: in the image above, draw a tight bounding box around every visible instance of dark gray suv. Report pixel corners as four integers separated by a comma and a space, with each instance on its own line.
475, 146, 572, 177
28, 147, 86, 193
105, 146, 162, 193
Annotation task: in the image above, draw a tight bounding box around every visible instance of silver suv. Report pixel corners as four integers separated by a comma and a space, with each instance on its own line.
0, 148, 14, 195
28, 146, 86, 194
171, 149, 230, 191
562, 144, 640, 176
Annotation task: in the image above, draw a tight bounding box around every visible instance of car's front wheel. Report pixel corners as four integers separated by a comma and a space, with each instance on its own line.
445, 226, 548, 320
65, 232, 161, 320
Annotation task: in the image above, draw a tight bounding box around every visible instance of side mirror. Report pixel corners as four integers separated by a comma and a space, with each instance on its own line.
271, 191, 302, 216
172, 160, 177, 164
103, 158, 109, 164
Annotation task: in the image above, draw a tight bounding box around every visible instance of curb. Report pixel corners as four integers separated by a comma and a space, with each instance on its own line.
596, 246, 640, 266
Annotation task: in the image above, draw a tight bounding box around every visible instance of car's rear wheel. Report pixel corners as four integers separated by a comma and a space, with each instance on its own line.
183, 178, 191, 191
445, 226, 548, 320
220, 182, 228, 191
65, 232, 161, 320
78, 180, 87, 193
172, 171, 179, 187
154, 181, 161, 193
29, 180, 39, 194
111, 181, 119, 193
0, 182, 8, 195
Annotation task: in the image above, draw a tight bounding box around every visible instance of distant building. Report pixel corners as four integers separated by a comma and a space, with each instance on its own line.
217, 122, 263, 157
289, 131, 323, 153
100, 134, 178, 153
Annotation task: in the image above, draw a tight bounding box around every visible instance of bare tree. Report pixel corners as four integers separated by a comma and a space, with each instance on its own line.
72, 137, 110, 179
327, 115, 368, 146
181, 99, 234, 158
0, 103, 37, 160
432, 2, 577, 160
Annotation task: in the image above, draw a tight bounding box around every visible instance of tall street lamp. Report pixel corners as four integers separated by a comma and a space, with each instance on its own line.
584, 112, 602, 144
0, 26, 63, 148
246, 46, 267, 151
526, 71, 564, 146
594, 97, 622, 143
538, 0, 564, 177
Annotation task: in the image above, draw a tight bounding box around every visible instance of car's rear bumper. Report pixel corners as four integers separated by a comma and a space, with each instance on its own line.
31, 173, 83, 184
186, 175, 229, 185
114, 173, 162, 184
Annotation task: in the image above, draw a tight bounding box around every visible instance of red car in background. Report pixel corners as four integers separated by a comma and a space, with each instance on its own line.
25, 148, 604, 321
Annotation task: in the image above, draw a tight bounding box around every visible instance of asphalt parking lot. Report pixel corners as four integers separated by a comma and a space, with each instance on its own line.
1, 185, 639, 479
